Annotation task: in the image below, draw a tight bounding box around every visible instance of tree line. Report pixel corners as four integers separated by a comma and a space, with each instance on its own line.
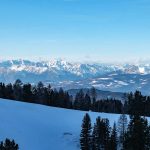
0, 80, 122, 113
0, 80, 150, 117
0, 79, 72, 109
80, 113, 150, 150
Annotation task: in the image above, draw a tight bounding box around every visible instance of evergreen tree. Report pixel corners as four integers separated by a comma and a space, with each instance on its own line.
80, 113, 92, 150
91, 123, 97, 150
124, 115, 150, 150
5, 83, 14, 100
45, 84, 52, 105
92, 117, 101, 150
145, 124, 150, 150
0, 83, 6, 99
32, 85, 38, 103
92, 117, 110, 150
74, 89, 85, 110
63, 92, 72, 109
43, 87, 50, 105
109, 123, 118, 150
37, 81, 45, 104
53, 88, 59, 107
117, 114, 128, 150
13, 79, 23, 101
22, 83, 33, 103
0, 138, 19, 150
49, 90, 55, 106
127, 91, 146, 116
90, 87, 97, 104
58, 88, 65, 108
83, 93, 91, 111
101, 118, 110, 150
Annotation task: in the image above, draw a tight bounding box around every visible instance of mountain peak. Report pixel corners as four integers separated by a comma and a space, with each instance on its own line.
0, 59, 150, 94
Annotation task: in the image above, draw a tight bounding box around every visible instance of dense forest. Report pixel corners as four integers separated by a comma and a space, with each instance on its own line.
0, 79, 149, 117
80, 113, 150, 150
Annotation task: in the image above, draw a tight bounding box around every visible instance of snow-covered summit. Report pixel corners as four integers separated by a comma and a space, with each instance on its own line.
0, 59, 116, 78
0, 59, 149, 75
1, 59, 150, 94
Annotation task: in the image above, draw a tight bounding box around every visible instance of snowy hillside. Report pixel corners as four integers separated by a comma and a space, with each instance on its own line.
0, 99, 122, 150
1, 59, 150, 94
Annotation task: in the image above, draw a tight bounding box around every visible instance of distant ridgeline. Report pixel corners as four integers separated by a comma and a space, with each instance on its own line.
0, 79, 149, 116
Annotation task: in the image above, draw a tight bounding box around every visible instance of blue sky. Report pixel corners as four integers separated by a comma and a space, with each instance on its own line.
0, 0, 150, 62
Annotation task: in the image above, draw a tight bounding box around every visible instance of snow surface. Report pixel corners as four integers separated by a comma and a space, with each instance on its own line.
0, 99, 123, 150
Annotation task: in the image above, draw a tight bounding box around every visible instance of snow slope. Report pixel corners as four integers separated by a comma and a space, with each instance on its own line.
0, 99, 122, 150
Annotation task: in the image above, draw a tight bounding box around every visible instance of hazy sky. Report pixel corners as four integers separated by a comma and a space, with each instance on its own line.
0, 0, 150, 62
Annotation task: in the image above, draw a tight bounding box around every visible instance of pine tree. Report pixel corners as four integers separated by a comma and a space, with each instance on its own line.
91, 123, 97, 150
0, 138, 19, 150
145, 124, 150, 149
80, 113, 92, 150
22, 83, 33, 103
127, 91, 146, 116
92, 117, 110, 150
32, 85, 38, 103
102, 118, 110, 150
90, 87, 97, 104
109, 123, 118, 150
117, 114, 128, 150
13, 79, 23, 101
5, 83, 14, 100
43, 87, 50, 105
84, 93, 91, 111
124, 115, 150, 150
37, 81, 45, 104
74, 89, 85, 110
92, 117, 101, 150
58, 88, 65, 108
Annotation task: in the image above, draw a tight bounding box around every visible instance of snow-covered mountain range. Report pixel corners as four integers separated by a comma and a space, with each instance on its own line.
1, 59, 150, 94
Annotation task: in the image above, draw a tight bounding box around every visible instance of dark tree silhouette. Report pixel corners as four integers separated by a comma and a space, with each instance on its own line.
80, 113, 92, 150
0, 138, 19, 150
